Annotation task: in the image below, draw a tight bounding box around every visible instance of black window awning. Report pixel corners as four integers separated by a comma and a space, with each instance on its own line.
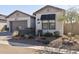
41, 14, 56, 20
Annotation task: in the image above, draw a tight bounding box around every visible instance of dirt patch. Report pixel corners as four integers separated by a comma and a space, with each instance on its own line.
0, 44, 38, 54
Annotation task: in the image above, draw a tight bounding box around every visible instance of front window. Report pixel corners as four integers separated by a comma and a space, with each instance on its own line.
49, 22, 55, 29
41, 14, 56, 20
42, 22, 49, 29
41, 14, 56, 30
42, 21, 56, 30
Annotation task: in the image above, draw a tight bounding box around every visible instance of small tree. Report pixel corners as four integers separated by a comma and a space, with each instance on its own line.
59, 7, 79, 36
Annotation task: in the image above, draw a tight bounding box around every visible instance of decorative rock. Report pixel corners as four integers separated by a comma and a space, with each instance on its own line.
12, 31, 19, 37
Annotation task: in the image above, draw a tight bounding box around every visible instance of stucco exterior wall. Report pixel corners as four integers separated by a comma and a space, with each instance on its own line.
7, 11, 30, 18
0, 15, 6, 23
0, 16, 5, 19
35, 7, 64, 35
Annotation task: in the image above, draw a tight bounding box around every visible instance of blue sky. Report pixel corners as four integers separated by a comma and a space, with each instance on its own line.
0, 5, 78, 15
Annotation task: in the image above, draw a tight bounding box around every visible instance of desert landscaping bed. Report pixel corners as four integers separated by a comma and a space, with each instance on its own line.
48, 35, 79, 51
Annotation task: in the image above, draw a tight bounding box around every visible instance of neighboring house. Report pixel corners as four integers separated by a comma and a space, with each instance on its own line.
0, 14, 7, 32
6, 10, 35, 33
0, 14, 6, 23
33, 5, 65, 35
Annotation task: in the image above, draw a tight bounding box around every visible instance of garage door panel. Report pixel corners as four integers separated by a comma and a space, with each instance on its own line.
10, 21, 27, 32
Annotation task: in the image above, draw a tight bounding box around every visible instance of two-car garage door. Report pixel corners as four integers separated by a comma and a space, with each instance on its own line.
10, 20, 27, 32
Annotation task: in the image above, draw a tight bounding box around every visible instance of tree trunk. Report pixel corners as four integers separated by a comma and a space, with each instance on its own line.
71, 21, 73, 35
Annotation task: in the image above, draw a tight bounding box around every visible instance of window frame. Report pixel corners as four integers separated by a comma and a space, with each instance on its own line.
49, 21, 56, 30
42, 22, 49, 30
42, 20, 56, 30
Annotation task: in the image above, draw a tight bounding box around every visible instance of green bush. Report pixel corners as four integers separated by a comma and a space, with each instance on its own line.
19, 30, 25, 37
44, 32, 53, 37
53, 31, 60, 38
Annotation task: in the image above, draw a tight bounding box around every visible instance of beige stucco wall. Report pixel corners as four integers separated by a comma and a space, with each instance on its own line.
0, 15, 6, 20
0, 15, 6, 23
35, 6, 64, 35
7, 11, 30, 18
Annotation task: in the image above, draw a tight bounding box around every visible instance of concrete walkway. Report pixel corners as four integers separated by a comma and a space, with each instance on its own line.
0, 36, 12, 40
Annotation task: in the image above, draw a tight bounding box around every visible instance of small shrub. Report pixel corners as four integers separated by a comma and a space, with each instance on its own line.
4, 25, 9, 31
37, 37, 50, 45
28, 35, 34, 39
18, 30, 26, 37
20, 34, 25, 37
5, 28, 9, 31
44, 32, 53, 37
42, 40, 50, 44
53, 31, 60, 38
40, 37, 46, 40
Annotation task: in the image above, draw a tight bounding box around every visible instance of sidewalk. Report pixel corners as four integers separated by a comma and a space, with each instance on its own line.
0, 36, 12, 41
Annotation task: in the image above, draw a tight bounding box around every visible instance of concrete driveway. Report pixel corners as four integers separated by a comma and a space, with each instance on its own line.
0, 32, 11, 36
0, 32, 44, 47
0, 32, 12, 40
8, 39, 44, 47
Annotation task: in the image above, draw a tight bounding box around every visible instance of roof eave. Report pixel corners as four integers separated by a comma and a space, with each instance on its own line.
33, 5, 65, 15
6, 10, 35, 18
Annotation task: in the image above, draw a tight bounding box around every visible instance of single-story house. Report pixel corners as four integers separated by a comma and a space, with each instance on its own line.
6, 10, 35, 33
4, 5, 65, 36
33, 5, 65, 35
0, 14, 7, 32
0, 14, 6, 23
